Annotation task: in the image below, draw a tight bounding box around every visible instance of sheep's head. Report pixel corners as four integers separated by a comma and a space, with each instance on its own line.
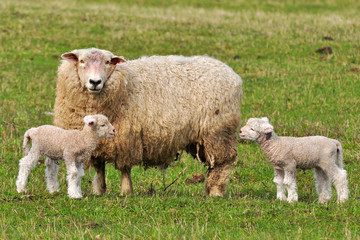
239, 117, 274, 141
83, 114, 115, 138
61, 48, 126, 93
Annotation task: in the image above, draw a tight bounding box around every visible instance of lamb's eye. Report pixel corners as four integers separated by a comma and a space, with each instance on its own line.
105, 61, 110, 65
101, 124, 106, 127
79, 59, 85, 64
250, 128, 254, 131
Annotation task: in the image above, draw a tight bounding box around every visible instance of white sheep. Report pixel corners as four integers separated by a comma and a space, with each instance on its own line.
239, 117, 349, 203
16, 114, 115, 199
53, 48, 242, 197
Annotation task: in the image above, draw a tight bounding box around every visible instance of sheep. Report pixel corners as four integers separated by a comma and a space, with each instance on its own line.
239, 117, 349, 203
52, 48, 242, 197
16, 114, 115, 199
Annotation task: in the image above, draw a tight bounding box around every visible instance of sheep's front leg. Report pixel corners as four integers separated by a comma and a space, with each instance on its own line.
16, 151, 42, 193
45, 157, 60, 194
91, 158, 106, 195
273, 168, 286, 201
284, 169, 298, 203
65, 156, 82, 199
120, 166, 133, 195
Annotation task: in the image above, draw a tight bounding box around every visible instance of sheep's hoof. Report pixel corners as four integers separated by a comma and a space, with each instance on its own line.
120, 189, 133, 196
208, 188, 224, 197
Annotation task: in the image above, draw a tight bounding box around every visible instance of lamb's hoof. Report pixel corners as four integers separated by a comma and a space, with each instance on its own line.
16, 187, 27, 194
337, 198, 348, 204
47, 188, 59, 194
68, 192, 83, 199
276, 195, 287, 201
287, 197, 298, 203
318, 198, 330, 204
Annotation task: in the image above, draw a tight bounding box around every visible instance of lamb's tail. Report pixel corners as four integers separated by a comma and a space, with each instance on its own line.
334, 140, 344, 169
22, 129, 34, 155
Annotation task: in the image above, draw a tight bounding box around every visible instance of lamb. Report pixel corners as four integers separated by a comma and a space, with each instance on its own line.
52, 48, 242, 197
239, 117, 349, 203
16, 114, 115, 199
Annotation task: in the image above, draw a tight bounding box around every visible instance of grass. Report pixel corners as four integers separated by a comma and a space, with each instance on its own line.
1, 0, 360, 239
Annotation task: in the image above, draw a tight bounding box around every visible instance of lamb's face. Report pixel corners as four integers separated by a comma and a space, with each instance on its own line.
84, 114, 115, 138
239, 117, 273, 141
61, 48, 125, 93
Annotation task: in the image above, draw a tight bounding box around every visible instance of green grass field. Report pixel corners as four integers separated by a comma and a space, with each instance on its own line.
1, 0, 360, 239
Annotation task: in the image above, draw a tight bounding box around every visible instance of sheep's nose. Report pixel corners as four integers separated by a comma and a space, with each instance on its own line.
89, 79, 102, 87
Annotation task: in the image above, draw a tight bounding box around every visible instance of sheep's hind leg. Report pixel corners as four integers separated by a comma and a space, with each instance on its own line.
120, 166, 133, 195
204, 133, 237, 197
314, 167, 331, 203
91, 158, 107, 195
284, 170, 298, 202
45, 157, 60, 194
206, 163, 231, 197
273, 168, 286, 201
16, 150, 41, 193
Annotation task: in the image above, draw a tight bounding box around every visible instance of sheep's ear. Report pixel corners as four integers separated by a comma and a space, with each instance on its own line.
261, 123, 273, 133
61, 50, 79, 62
261, 117, 270, 123
83, 116, 97, 127
111, 56, 126, 65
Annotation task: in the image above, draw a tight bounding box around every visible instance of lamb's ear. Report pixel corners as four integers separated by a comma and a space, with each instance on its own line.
261, 117, 270, 123
261, 123, 273, 133
83, 116, 97, 127
111, 56, 126, 65
61, 50, 79, 62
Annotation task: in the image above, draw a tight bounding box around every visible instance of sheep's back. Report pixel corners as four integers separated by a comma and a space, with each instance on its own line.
121, 55, 242, 134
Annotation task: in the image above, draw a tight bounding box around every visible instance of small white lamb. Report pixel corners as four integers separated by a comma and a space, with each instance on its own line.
16, 114, 115, 199
239, 117, 349, 203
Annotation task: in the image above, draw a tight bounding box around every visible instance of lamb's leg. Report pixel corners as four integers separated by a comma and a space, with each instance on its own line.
326, 165, 349, 203
314, 167, 331, 203
16, 151, 41, 193
45, 157, 60, 194
120, 166, 133, 195
284, 170, 298, 202
65, 157, 82, 199
91, 158, 107, 195
273, 168, 286, 201
76, 162, 85, 196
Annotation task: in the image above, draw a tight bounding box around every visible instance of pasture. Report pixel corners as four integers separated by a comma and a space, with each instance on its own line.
1, 0, 360, 238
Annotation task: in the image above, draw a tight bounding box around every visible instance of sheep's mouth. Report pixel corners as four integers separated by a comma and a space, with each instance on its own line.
88, 88, 102, 93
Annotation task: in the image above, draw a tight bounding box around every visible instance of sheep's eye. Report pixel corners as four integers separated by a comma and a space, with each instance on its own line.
101, 124, 106, 127
105, 61, 110, 65
79, 59, 85, 64
250, 128, 254, 131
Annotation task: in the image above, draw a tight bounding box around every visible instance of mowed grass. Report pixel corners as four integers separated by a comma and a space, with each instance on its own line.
1, 0, 360, 239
